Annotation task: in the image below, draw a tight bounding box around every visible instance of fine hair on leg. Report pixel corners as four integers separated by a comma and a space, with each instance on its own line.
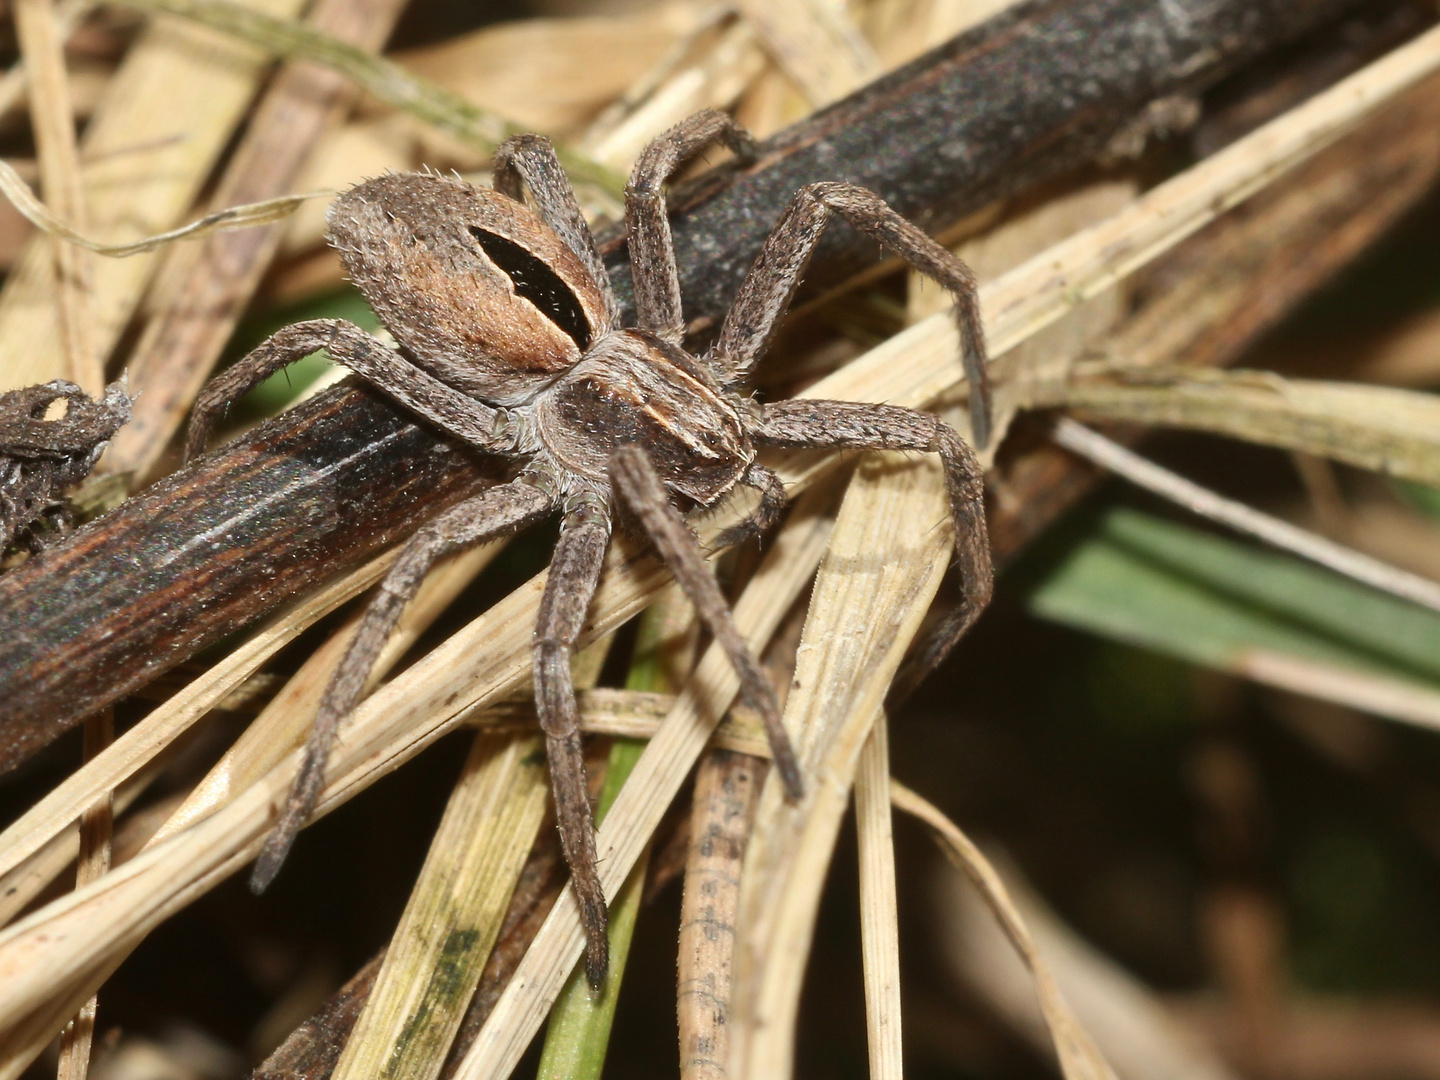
249, 479, 554, 892
626, 109, 758, 344
609, 445, 803, 796
184, 319, 515, 462
712, 181, 992, 447
532, 495, 613, 987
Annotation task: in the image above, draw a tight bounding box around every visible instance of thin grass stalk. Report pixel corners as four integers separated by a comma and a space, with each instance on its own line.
1051, 419, 1440, 614
855, 713, 903, 1080
891, 781, 1119, 1080
53, 711, 112, 1080
14, 0, 99, 394
537, 590, 697, 1078
0, 160, 328, 257
111, 0, 625, 197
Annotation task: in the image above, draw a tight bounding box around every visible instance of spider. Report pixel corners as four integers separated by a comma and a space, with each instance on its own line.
185, 109, 994, 988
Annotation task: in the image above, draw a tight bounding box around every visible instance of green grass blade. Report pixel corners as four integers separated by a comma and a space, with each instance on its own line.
1027, 507, 1440, 692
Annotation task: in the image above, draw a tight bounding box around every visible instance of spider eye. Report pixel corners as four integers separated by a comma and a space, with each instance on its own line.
468, 226, 592, 351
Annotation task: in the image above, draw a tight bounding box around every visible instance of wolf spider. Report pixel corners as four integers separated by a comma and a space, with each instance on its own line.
186, 109, 993, 987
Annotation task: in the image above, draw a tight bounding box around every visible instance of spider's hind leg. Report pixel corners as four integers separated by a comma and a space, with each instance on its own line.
249, 479, 555, 893
610, 445, 803, 797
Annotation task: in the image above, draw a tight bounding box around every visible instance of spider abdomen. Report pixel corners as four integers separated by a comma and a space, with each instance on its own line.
327, 173, 612, 407
534, 330, 751, 505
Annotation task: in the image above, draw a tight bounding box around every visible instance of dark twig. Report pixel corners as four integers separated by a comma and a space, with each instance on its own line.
0, 0, 1391, 768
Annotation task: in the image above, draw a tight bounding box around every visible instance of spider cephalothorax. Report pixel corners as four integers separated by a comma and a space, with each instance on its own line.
186, 109, 994, 988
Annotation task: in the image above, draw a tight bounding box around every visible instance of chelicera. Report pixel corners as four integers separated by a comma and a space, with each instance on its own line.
185, 109, 994, 987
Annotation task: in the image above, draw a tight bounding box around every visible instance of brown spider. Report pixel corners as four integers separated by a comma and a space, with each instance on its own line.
185, 109, 993, 987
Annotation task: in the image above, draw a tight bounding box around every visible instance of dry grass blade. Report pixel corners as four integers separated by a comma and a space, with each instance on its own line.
891, 780, 1119, 1080
0, 550, 398, 883
53, 712, 113, 1080
329, 732, 548, 1080
1038, 364, 1440, 487
0, 159, 328, 256
450, 490, 838, 1080
0, 0, 312, 392
153, 542, 504, 843
732, 0, 877, 105
729, 452, 950, 1080
678, 747, 765, 1080
14, 0, 99, 394
114, 0, 625, 196
980, 20, 1440, 368
855, 714, 902, 1080
1051, 419, 1440, 614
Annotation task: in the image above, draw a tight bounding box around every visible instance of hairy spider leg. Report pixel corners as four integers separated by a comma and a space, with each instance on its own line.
626, 109, 757, 345
713, 182, 993, 449
493, 135, 620, 327
754, 398, 993, 689
532, 497, 612, 987
250, 479, 555, 891
183, 319, 517, 464
610, 445, 803, 800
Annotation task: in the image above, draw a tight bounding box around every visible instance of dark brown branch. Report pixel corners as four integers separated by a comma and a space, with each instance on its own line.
0, 0, 1399, 769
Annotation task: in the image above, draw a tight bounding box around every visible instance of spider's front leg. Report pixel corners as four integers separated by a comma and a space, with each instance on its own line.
626, 110, 757, 344
754, 399, 993, 681
610, 445, 802, 794
713, 182, 992, 448
493, 135, 620, 325
184, 319, 521, 462
250, 479, 555, 892
532, 493, 613, 988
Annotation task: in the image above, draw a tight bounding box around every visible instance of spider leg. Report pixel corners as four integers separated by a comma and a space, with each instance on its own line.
755, 399, 993, 682
712, 460, 787, 551
610, 445, 803, 797
184, 319, 520, 462
493, 136, 620, 326
249, 479, 555, 893
713, 183, 992, 448
627, 110, 757, 344
532, 494, 613, 988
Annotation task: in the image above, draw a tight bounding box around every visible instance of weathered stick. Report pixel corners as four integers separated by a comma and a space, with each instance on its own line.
0, 0, 1390, 764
